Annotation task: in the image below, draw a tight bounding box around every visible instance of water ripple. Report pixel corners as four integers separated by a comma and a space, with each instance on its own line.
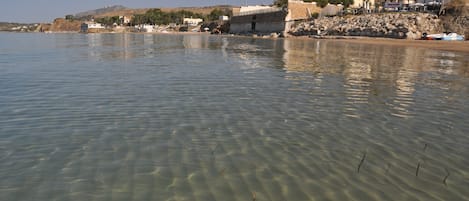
1, 33, 469, 201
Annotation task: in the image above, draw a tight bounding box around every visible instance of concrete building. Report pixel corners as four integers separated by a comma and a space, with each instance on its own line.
80, 22, 105, 33
350, 0, 377, 12
183, 18, 203, 26
119, 16, 133, 25
230, 1, 321, 34
230, 6, 287, 34
219, 16, 230, 21
142, 24, 155, 32
320, 4, 345, 16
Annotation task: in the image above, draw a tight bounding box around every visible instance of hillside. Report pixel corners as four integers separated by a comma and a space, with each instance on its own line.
48, 18, 82, 32
77, 5, 236, 18
75, 5, 128, 18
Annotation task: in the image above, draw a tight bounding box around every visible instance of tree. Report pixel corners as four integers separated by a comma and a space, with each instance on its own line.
273, 0, 354, 8
314, 0, 329, 8
65, 15, 74, 21
207, 8, 225, 21
273, 0, 288, 7
95, 16, 120, 26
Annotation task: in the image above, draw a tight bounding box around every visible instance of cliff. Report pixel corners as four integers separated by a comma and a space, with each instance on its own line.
48, 18, 82, 32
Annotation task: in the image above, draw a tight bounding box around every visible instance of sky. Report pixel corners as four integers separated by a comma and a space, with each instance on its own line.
0, 0, 271, 23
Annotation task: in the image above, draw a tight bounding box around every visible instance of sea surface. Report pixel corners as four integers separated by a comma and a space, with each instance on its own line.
1, 32, 469, 201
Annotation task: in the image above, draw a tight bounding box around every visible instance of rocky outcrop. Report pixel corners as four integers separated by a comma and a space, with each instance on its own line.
49, 18, 82, 32
440, 4, 469, 39
0, 22, 42, 32
290, 13, 443, 39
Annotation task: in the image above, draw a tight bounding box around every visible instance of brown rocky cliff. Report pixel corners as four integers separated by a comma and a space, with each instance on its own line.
49, 18, 82, 32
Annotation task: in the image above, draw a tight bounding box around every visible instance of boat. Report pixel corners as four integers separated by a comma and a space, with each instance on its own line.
442, 33, 465, 41
421, 32, 465, 41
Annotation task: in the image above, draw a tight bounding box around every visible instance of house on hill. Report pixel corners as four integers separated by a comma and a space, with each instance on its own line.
183, 17, 203, 26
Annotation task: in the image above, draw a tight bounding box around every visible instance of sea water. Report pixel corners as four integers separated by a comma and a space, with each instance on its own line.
1, 33, 469, 201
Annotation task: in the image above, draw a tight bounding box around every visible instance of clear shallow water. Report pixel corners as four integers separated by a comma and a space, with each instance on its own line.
0, 32, 469, 201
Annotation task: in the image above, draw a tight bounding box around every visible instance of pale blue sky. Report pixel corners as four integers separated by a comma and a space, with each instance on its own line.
1, 0, 271, 23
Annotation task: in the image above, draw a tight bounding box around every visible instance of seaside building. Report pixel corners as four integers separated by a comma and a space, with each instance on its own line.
134, 24, 155, 32
219, 16, 230, 22
80, 22, 105, 33
230, 1, 321, 34
381, 0, 447, 11
183, 18, 203, 26
230, 6, 287, 34
350, 0, 378, 12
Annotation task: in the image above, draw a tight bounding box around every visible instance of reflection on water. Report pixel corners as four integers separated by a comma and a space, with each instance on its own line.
0, 33, 469, 201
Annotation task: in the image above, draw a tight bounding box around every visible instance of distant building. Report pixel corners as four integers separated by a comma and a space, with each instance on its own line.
134, 24, 155, 32
119, 16, 133, 25
320, 4, 344, 17
219, 16, 230, 21
81, 22, 105, 33
183, 18, 203, 26
350, 0, 377, 12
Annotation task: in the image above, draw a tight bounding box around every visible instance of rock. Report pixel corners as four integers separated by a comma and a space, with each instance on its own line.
289, 13, 443, 39
406, 31, 418, 40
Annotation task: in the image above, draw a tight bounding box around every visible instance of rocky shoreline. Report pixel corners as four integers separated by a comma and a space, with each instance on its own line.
289, 13, 444, 40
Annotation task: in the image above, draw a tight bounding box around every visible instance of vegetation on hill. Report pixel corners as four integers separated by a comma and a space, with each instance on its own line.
131, 9, 204, 25
74, 5, 127, 18
93, 7, 232, 26
49, 18, 82, 32
273, 0, 354, 8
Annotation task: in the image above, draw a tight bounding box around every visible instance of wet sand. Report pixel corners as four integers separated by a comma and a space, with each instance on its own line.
295, 36, 469, 53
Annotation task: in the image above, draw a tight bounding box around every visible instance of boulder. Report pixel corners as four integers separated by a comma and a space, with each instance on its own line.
289, 13, 443, 39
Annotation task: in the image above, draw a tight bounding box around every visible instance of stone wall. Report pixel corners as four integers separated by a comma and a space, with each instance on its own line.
290, 13, 444, 39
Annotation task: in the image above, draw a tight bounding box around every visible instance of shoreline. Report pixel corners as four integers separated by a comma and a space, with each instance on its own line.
3, 31, 467, 53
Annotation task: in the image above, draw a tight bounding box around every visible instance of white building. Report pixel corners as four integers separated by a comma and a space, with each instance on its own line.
183, 18, 203, 26
239, 5, 274, 13
136, 24, 155, 32
119, 16, 133, 25
219, 16, 230, 21
350, 0, 377, 12
81, 22, 105, 33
